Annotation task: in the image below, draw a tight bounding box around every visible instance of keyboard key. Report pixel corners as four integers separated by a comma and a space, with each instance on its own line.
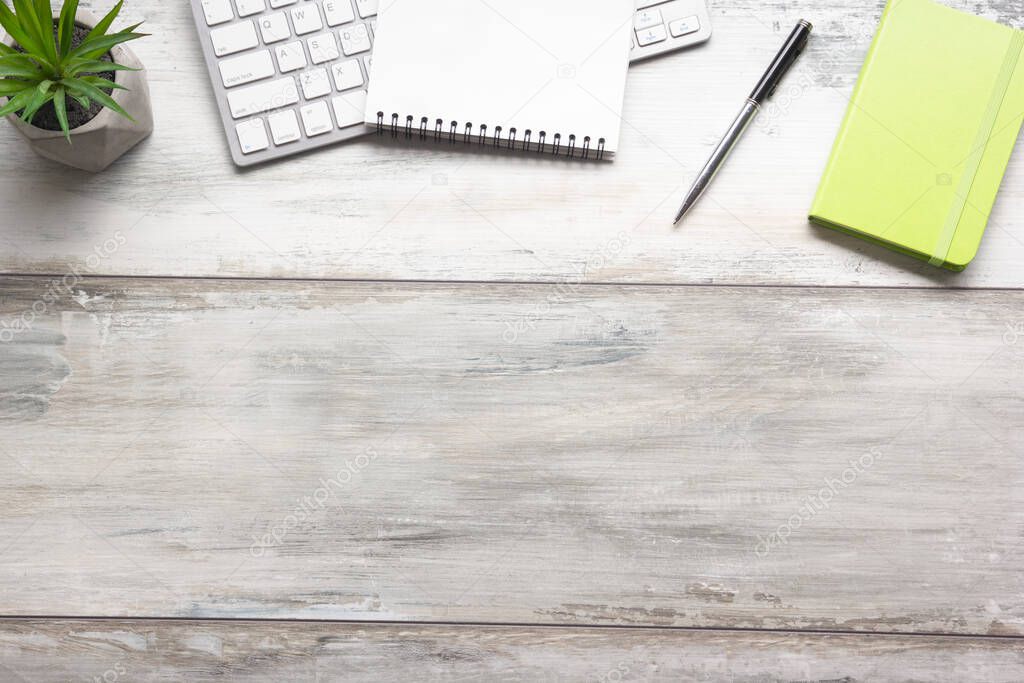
218, 49, 275, 88
268, 110, 301, 145
235, 0, 265, 17
331, 90, 367, 128
340, 23, 371, 56
210, 21, 259, 56
290, 5, 323, 35
259, 12, 291, 43
634, 9, 662, 31
331, 59, 364, 91
307, 32, 340, 63
636, 24, 667, 47
269, 0, 296, 6
227, 76, 299, 118
300, 68, 332, 99
300, 101, 334, 136
355, 0, 378, 19
274, 41, 307, 72
235, 118, 269, 154
202, 0, 234, 25
669, 16, 701, 37
323, 0, 355, 26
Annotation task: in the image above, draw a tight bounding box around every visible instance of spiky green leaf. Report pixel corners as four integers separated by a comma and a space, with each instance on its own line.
0, 87, 34, 117
67, 30, 147, 62
116, 22, 145, 35
0, 50, 45, 65
62, 76, 132, 121
84, 1, 123, 41
0, 78, 33, 95
32, 0, 51, 26
18, 76, 54, 122
13, 0, 57, 66
0, 1, 48, 65
52, 84, 70, 141
68, 91, 89, 108
80, 74, 126, 91
11, 0, 43, 41
0, 57, 44, 80
57, 0, 80, 58
64, 57, 136, 77
0, 71, 44, 84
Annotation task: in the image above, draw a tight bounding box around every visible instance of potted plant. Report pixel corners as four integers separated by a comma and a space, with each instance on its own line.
0, 0, 151, 172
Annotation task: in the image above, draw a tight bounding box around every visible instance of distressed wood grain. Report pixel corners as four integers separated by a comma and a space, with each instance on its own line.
0, 276, 1021, 634
1, 619, 1022, 682
0, 0, 1021, 287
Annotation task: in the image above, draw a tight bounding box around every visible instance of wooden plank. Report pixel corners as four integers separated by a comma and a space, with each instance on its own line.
0, 276, 1021, 633
0, 619, 1021, 682
0, 0, 1022, 287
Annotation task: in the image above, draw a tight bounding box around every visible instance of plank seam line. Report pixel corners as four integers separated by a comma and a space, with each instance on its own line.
0, 616, 1020, 641
0, 272, 1020, 293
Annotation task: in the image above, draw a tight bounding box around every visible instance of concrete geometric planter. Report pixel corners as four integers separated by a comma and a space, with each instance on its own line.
3, 10, 153, 172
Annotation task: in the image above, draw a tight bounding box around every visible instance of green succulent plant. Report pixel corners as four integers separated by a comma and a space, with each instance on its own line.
0, 0, 146, 141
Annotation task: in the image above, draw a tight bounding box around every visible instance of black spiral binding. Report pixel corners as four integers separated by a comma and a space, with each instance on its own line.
376, 111, 606, 160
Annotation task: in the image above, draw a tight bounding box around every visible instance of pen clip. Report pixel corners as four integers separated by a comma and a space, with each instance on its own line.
749, 20, 813, 103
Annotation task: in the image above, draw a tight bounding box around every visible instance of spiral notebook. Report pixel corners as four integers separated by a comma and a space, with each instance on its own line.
365, 0, 634, 161
810, 0, 1024, 271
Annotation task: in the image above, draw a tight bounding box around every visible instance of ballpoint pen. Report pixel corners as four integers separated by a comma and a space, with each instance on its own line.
674, 20, 813, 225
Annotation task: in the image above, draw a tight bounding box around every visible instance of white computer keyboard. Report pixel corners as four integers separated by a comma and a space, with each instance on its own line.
191, 0, 712, 166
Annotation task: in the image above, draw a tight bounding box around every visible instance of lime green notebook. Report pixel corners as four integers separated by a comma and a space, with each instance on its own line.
810, 0, 1024, 271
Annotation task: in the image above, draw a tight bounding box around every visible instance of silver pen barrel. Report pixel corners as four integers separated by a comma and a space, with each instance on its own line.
674, 98, 761, 224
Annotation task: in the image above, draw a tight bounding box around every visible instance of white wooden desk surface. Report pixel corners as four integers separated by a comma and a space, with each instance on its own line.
1, 0, 1022, 680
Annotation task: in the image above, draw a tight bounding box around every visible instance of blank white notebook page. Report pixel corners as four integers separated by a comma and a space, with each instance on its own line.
365, 0, 634, 159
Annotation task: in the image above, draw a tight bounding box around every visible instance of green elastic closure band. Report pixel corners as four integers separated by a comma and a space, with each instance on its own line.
930, 30, 1024, 267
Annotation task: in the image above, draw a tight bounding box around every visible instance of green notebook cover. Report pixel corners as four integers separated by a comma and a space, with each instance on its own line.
809, 0, 1024, 271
